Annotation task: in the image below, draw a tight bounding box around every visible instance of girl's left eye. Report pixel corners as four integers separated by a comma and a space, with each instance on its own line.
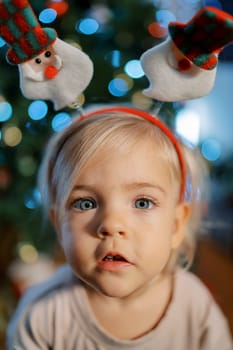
73, 198, 96, 211
134, 198, 154, 209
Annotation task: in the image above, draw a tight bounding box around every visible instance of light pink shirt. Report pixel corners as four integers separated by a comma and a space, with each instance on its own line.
8, 265, 233, 350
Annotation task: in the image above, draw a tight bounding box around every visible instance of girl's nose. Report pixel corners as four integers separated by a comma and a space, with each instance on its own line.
96, 209, 127, 239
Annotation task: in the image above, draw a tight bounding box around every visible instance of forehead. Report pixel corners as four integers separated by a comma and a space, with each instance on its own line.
75, 137, 172, 189
62, 116, 180, 185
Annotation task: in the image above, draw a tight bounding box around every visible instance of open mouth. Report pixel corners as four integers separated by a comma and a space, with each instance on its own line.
98, 252, 131, 271
102, 255, 127, 262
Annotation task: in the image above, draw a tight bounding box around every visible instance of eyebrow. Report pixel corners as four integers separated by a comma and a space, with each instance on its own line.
123, 182, 166, 194
71, 182, 166, 195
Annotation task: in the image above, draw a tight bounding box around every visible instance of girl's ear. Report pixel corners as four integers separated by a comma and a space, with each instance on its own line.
171, 202, 190, 249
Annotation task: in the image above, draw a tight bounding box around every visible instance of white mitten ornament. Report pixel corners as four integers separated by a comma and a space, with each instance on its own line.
140, 7, 233, 101
0, 0, 93, 110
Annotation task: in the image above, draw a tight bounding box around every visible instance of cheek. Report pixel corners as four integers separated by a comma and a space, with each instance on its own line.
138, 232, 172, 274
59, 218, 94, 264
27, 58, 44, 72
135, 210, 176, 256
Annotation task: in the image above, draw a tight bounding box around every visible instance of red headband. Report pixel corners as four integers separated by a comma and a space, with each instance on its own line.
80, 107, 186, 202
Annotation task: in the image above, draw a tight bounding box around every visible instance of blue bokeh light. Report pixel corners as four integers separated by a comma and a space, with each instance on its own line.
110, 50, 121, 68
0, 37, 6, 47
156, 10, 176, 28
24, 188, 41, 210
52, 112, 72, 132
201, 138, 221, 162
124, 60, 144, 79
108, 78, 128, 97
28, 100, 48, 121
0, 102, 13, 122
105, 50, 122, 68
39, 8, 57, 24
76, 18, 99, 35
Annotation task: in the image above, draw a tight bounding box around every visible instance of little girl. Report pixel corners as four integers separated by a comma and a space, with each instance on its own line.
7, 107, 232, 349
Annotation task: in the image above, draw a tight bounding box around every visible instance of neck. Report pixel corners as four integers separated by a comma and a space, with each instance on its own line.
84, 272, 174, 340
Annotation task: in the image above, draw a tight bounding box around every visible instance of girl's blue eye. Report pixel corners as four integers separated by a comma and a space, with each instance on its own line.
73, 198, 96, 211
135, 198, 153, 209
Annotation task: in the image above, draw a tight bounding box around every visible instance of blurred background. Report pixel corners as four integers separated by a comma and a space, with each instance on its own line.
1, 0, 233, 347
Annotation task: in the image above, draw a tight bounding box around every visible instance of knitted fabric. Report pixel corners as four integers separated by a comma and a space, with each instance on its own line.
0, 0, 57, 64
168, 6, 233, 70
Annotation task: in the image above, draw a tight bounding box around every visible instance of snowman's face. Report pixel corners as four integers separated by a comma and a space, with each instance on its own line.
21, 44, 62, 81
140, 39, 217, 102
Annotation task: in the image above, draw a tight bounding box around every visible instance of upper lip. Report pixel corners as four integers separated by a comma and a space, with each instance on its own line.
98, 251, 131, 263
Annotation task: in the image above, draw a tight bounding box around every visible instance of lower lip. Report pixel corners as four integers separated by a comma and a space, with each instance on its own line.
98, 260, 132, 272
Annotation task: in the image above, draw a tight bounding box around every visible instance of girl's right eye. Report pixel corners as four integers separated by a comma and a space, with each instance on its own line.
72, 198, 96, 211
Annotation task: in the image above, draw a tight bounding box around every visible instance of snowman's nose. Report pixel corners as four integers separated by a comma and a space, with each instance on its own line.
44, 65, 59, 79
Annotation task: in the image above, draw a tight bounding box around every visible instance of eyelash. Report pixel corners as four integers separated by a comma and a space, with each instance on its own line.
71, 196, 158, 211
134, 197, 157, 210
72, 197, 96, 211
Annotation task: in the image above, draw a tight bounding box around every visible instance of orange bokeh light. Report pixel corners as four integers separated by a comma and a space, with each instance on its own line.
46, 1, 69, 17
148, 22, 167, 39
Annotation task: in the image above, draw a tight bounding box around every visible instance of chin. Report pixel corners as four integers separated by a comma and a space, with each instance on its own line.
85, 275, 138, 299
96, 284, 135, 299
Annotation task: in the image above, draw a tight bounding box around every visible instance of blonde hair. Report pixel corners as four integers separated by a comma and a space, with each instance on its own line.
38, 111, 208, 270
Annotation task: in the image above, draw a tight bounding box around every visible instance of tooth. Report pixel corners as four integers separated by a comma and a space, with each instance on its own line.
104, 255, 113, 261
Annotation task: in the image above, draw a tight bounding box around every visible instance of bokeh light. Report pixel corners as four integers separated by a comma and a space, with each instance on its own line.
156, 10, 176, 28
105, 50, 122, 68
0, 166, 12, 190
89, 4, 112, 24
76, 18, 99, 35
39, 8, 57, 24
0, 37, 5, 47
51, 112, 72, 132
18, 243, 39, 264
175, 109, 200, 145
46, 0, 69, 17
148, 22, 167, 38
108, 78, 129, 97
116, 73, 133, 90
3, 126, 22, 147
24, 188, 41, 210
17, 156, 37, 177
131, 91, 153, 110
124, 60, 144, 79
201, 138, 221, 162
28, 100, 48, 121
0, 101, 13, 122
